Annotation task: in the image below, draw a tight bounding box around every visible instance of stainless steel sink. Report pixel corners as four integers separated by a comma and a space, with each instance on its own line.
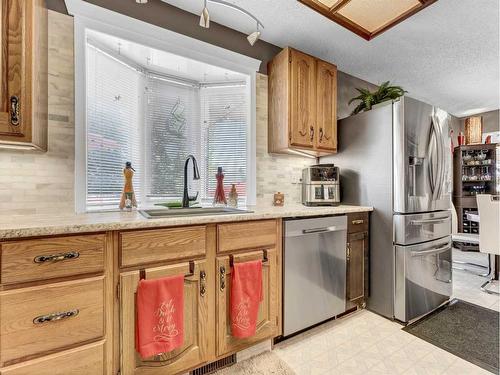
139, 207, 252, 219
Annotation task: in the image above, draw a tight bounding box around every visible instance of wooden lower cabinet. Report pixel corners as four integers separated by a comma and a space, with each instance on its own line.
120, 260, 212, 375
0, 341, 104, 375
216, 249, 279, 357
346, 231, 369, 303
0, 276, 105, 365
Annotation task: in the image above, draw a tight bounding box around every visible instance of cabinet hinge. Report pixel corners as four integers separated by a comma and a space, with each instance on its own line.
116, 282, 120, 300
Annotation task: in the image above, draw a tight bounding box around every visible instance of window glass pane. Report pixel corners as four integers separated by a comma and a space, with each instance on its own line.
145, 76, 201, 199
86, 44, 142, 208
201, 85, 248, 199
84, 33, 250, 210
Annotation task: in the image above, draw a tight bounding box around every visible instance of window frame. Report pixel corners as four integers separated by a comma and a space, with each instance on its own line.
69, 0, 259, 212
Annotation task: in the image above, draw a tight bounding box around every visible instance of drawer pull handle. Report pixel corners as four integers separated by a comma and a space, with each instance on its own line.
352, 219, 364, 225
33, 309, 79, 325
34, 251, 80, 264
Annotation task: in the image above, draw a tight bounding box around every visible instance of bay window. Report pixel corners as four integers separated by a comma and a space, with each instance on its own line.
83, 31, 252, 211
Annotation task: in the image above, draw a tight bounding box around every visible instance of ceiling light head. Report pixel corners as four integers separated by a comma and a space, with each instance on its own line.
199, 0, 210, 28
136, 0, 148, 3
247, 23, 261, 46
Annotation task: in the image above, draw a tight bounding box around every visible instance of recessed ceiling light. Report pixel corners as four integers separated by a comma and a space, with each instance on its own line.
298, 0, 438, 40
136, 0, 148, 3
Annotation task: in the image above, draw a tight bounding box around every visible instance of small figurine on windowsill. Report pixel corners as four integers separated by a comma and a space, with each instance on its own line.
119, 161, 137, 211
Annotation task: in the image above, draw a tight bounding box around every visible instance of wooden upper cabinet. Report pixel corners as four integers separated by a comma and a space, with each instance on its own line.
316, 60, 337, 151
0, 0, 48, 151
268, 47, 337, 156
289, 49, 316, 149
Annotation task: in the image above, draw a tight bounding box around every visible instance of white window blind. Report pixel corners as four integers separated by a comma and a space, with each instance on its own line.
200, 85, 248, 200
84, 42, 249, 210
86, 43, 143, 208
145, 76, 201, 199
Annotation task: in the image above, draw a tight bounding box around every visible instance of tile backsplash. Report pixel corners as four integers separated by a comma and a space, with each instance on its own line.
255, 74, 315, 205
0, 11, 75, 215
0, 12, 374, 215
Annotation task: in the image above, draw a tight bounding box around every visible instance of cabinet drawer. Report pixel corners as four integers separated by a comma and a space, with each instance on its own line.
347, 212, 369, 234
0, 277, 104, 365
0, 341, 104, 375
217, 220, 277, 253
1, 235, 105, 285
120, 226, 206, 267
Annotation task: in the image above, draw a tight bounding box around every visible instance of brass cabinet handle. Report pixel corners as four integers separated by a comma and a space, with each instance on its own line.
33, 309, 79, 325
310, 125, 314, 141
200, 270, 207, 297
351, 219, 364, 225
34, 251, 80, 264
319, 127, 323, 142
219, 265, 226, 291
346, 242, 351, 261
10, 96, 20, 126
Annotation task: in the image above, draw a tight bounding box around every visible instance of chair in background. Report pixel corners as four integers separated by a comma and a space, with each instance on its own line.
451, 202, 490, 276
477, 194, 500, 295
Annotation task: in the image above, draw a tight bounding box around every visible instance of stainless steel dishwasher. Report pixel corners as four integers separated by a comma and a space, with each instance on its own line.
283, 215, 347, 337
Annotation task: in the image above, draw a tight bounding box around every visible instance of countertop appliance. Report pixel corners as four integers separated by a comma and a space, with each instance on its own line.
283, 216, 347, 336
323, 96, 452, 323
302, 164, 340, 206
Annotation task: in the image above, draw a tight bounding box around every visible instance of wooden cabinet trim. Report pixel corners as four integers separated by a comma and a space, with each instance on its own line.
289, 48, 316, 149
315, 60, 337, 152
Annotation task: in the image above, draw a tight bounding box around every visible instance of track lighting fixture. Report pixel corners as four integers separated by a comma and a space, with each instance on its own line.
199, 0, 210, 28
197, 0, 264, 46
247, 23, 261, 46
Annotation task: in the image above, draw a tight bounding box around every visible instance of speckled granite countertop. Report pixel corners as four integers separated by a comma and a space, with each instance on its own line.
0, 204, 373, 239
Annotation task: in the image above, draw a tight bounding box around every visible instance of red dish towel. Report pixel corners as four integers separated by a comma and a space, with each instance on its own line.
136, 275, 184, 358
230, 260, 263, 338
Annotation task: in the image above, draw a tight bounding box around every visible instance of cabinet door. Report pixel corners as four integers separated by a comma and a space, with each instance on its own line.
120, 260, 211, 375
289, 49, 316, 149
347, 232, 368, 302
0, 0, 27, 137
216, 249, 278, 357
316, 60, 337, 152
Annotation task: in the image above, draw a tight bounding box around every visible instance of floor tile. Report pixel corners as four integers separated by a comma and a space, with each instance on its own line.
272, 255, 497, 375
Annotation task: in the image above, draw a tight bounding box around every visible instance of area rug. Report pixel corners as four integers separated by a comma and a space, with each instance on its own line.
214, 351, 295, 375
404, 299, 499, 374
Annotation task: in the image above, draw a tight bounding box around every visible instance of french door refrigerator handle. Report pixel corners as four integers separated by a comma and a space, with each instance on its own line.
410, 242, 451, 257
427, 122, 436, 199
409, 217, 449, 225
433, 114, 445, 199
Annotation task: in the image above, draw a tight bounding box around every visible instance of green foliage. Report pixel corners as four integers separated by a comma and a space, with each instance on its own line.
348, 81, 407, 115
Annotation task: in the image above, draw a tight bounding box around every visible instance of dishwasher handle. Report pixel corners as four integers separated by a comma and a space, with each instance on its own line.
286, 225, 345, 237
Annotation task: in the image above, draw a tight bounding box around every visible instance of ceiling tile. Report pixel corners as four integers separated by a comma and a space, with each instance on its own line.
337, 0, 421, 33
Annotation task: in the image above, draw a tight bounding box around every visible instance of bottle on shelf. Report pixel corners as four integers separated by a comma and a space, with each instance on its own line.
227, 184, 238, 208
213, 167, 227, 207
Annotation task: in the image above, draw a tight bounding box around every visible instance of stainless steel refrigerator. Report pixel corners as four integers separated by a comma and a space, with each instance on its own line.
324, 96, 453, 322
